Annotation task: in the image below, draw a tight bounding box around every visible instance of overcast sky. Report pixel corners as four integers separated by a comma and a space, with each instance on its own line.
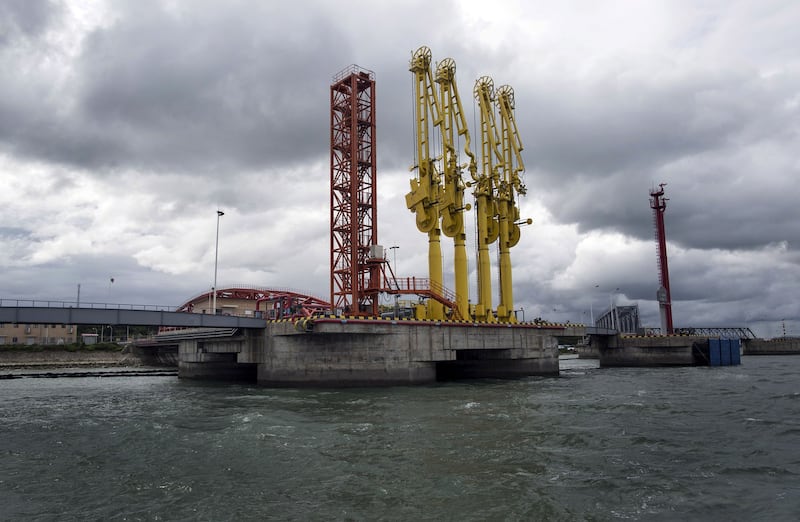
1, 0, 798, 337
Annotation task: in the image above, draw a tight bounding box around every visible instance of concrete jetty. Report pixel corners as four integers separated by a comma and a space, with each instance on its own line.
175, 318, 562, 386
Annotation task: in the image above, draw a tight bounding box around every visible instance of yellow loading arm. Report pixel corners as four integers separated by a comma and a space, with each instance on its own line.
495, 84, 531, 322
405, 46, 444, 319
472, 76, 503, 322
435, 57, 476, 320
406, 46, 441, 235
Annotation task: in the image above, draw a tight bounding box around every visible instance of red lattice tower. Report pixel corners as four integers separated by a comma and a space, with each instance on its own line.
330, 66, 380, 316
650, 183, 674, 334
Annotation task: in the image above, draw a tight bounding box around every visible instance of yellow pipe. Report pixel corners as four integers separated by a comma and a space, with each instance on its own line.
427, 228, 444, 320
496, 197, 513, 322
454, 232, 469, 319
474, 190, 494, 322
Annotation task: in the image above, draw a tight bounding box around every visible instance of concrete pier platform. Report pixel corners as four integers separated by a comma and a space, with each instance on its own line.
598, 335, 741, 367
177, 318, 561, 386
599, 335, 701, 367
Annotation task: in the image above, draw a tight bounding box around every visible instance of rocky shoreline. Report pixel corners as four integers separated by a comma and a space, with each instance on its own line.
0, 349, 141, 370
0, 349, 180, 379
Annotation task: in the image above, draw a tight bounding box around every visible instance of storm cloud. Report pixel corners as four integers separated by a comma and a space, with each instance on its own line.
1, 0, 799, 337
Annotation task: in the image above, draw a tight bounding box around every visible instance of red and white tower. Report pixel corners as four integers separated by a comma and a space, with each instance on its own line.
650, 183, 674, 334
330, 66, 380, 316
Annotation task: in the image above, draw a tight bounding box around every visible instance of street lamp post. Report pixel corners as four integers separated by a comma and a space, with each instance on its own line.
610, 287, 620, 330
212, 210, 224, 315
389, 245, 399, 275
389, 245, 399, 317
589, 284, 599, 325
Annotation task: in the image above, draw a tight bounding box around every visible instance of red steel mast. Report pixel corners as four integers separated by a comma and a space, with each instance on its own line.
650, 183, 674, 334
330, 66, 379, 316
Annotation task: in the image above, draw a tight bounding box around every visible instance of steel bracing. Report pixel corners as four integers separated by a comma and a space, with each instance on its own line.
673, 327, 757, 339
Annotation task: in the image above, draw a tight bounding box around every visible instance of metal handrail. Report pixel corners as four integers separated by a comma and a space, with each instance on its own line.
0, 299, 175, 311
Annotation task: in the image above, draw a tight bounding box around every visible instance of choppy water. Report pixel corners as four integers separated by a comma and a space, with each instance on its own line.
2, 356, 799, 521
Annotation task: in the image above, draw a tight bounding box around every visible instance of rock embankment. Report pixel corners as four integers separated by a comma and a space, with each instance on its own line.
0, 349, 140, 369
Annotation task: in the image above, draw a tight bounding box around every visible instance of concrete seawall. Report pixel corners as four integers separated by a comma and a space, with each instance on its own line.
599, 335, 707, 367
178, 319, 561, 386
0, 349, 135, 369
130, 344, 179, 367
743, 338, 800, 355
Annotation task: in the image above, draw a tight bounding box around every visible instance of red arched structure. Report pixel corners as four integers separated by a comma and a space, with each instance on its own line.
175, 286, 330, 320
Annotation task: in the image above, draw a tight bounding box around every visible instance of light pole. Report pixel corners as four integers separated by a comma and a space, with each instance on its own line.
589, 284, 599, 325
610, 287, 620, 330
389, 245, 399, 316
212, 210, 224, 315
389, 245, 399, 274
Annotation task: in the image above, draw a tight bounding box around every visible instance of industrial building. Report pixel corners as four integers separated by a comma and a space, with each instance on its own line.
0, 322, 78, 345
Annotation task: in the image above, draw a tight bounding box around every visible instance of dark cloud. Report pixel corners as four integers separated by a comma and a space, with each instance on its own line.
521, 68, 755, 178
0, 0, 58, 44
2, 1, 799, 336
0, 0, 462, 175
0, 226, 31, 238
73, 2, 346, 172
519, 65, 800, 251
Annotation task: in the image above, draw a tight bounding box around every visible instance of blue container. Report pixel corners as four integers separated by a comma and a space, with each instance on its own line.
730, 339, 741, 365
708, 339, 721, 366
720, 339, 732, 365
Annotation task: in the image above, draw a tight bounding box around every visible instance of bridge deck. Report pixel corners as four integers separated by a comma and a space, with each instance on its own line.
0, 307, 267, 329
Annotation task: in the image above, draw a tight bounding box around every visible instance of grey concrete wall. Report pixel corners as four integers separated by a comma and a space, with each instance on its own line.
575, 345, 600, 358
259, 320, 559, 386
131, 344, 178, 367
0, 349, 129, 368
179, 360, 257, 381
743, 338, 800, 355
599, 336, 705, 367
175, 320, 560, 386
258, 321, 437, 386
177, 338, 257, 381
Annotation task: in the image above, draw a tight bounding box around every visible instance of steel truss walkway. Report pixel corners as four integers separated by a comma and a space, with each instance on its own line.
673, 327, 757, 339
376, 277, 463, 320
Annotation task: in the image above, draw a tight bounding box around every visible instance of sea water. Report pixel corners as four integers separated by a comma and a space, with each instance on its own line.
1, 356, 799, 520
